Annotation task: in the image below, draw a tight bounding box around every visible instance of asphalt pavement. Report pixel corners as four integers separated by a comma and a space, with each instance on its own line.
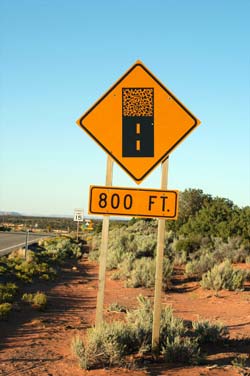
0, 232, 52, 257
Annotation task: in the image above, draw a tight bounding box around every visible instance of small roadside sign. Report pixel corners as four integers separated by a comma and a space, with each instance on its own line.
74, 209, 84, 222
89, 186, 178, 219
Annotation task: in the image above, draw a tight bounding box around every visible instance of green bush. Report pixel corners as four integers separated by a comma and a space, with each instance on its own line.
22, 292, 47, 310
125, 257, 173, 289
72, 321, 131, 369
108, 302, 127, 313
0, 283, 18, 303
174, 250, 187, 266
173, 236, 202, 256
42, 237, 83, 261
212, 237, 250, 263
72, 295, 204, 370
192, 319, 228, 344
0, 236, 80, 284
161, 336, 200, 364
71, 336, 87, 369
200, 260, 246, 291
22, 293, 34, 304
185, 252, 216, 279
32, 292, 47, 310
0, 303, 12, 320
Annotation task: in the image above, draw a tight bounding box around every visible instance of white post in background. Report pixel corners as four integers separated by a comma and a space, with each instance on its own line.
76, 220, 79, 241
95, 155, 114, 328
152, 157, 169, 350
25, 229, 29, 259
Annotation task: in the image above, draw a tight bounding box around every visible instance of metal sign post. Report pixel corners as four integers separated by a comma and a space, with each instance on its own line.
74, 209, 84, 240
95, 155, 113, 328
152, 157, 169, 351
25, 229, 29, 259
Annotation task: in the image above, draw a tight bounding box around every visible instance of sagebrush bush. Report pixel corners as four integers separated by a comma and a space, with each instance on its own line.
22, 293, 34, 304
22, 292, 47, 310
161, 336, 200, 364
192, 319, 228, 344
32, 292, 47, 310
1, 237, 80, 284
125, 257, 173, 289
213, 237, 250, 263
42, 237, 82, 261
185, 252, 216, 279
72, 295, 213, 370
126, 257, 155, 288
0, 303, 12, 320
174, 250, 187, 266
0, 283, 18, 303
108, 302, 127, 313
200, 260, 246, 291
73, 321, 131, 369
71, 336, 86, 369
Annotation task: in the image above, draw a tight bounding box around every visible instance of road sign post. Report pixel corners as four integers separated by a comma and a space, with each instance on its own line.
152, 157, 169, 351
25, 229, 29, 259
74, 209, 84, 240
95, 155, 113, 328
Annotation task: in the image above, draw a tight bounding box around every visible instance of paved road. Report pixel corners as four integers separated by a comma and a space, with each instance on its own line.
0, 232, 52, 257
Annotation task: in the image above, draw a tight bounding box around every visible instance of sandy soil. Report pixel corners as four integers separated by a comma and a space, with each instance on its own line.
0, 256, 250, 376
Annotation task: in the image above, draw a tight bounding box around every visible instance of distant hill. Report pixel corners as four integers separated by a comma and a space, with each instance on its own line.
0, 211, 22, 216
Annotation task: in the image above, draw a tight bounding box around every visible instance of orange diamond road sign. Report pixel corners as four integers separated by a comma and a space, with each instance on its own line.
76, 61, 201, 183
89, 186, 178, 219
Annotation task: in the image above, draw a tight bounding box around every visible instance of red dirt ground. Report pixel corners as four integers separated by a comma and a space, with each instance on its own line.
0, 256, 250, 376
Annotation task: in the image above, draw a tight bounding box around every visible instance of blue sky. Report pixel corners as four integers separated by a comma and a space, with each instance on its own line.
0, 0, 249, 216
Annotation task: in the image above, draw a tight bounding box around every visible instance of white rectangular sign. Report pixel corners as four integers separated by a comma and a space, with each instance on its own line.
74, 209, 84, 222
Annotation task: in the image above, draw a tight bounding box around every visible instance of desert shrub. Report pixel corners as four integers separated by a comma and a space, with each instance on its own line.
1, 237, 80, 283
22, 293, 34, 304
172, 236, 202, 256
127, 297, 186, 352
185, 252, 216, 279
160, 305, 186, 344
42, 237, 82, 261
161, 336, 200, 364
108, 302, 127, 313
107, 245, 126, 270
22, 292, 47, 310
174, 250, 188, 266
125, 257, 173, 289
200, 260, 246, 291
72, 321, 132, 369
193, 319, 228, 344
32, 292, 47, 310
126, 295, 153, 351
127, 219, 157, 235
212, 237, 250, 263
72, 295, 202, 370
134, 235, 157, 258
0, 283, 18, 303
71, 336, 86, 369
126, 257, 155, 288
231, 354, 248, 369
0, 303, 12, 320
